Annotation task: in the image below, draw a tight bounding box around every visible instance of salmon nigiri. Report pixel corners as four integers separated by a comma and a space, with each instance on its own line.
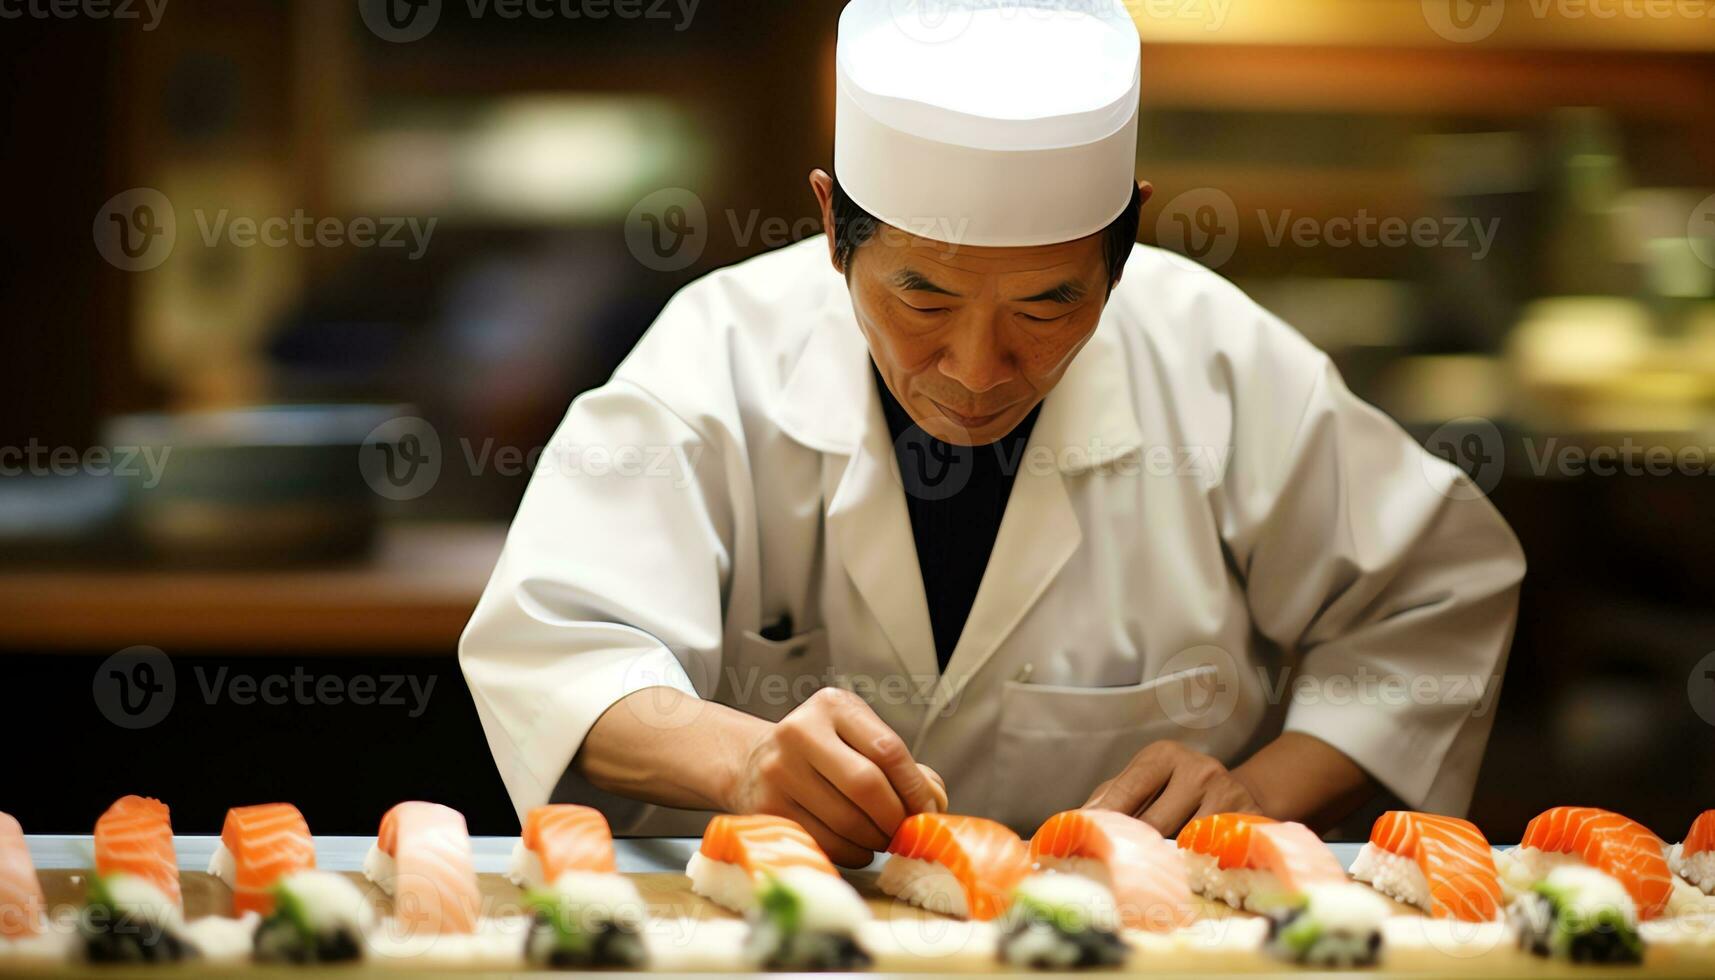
0, 813, 45, 940
879, 813, 1030, 921
508, 804, 616, 890
1028, 809, 1194, 931
94, 795, 180, 908
1177, 813, 1345, 912
1667, 810, 1715, 896
1515, 806, 1673, 920
362, 802, 481, 935
687, 813, 840, 912
1350, 810, 1503, 921
208, 803, 316, 917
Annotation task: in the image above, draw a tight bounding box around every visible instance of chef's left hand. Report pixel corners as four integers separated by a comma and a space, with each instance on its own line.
1083, 740, 1261, 835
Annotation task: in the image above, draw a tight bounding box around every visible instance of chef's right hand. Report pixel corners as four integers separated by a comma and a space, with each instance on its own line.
727, 687, 941, 867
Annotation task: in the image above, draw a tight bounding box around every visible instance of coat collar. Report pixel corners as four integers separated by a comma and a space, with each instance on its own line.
772, 297, 1147, 471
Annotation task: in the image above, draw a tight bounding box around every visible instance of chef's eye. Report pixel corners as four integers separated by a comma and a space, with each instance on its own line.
1019, 311, 1069, 324
904, 304, 950, 315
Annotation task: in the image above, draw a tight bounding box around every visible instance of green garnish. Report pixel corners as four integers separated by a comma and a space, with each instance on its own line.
525, 889, 595, 954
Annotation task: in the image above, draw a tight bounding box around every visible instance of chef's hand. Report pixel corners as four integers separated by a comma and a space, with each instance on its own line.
1083, 740, 1262, 836
729, 687, 943, 867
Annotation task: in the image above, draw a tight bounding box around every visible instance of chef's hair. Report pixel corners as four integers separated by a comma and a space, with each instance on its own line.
828, 176, 1143, 295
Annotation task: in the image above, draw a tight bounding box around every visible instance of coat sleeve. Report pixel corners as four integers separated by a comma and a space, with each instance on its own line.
1209, 314, 1525, 816
458, 370, 741, 830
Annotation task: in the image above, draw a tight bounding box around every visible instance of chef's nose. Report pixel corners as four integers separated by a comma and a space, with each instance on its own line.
937, 321, 1015, 394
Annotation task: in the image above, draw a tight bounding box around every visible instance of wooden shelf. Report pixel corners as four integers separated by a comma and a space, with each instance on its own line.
0, 523, 504, 653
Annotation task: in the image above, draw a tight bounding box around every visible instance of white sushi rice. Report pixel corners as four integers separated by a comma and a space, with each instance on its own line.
685, 851, 756, 915
0, 920, 77, 964
1349, 842, 1432, 914
505, 840, 543, 890
181, 912, 260, 963
1012, 872, 1122, 934
1492, 846, 1578, 904
278, 871, 376, 936
770, 867, 871, 932
1300, 882, 1392, 933
1382, 914, 1514, 962
1669, 842, 1715, 895
642, 916, 750, 971
857, 917, 999, 970
361, 842, 397, 897
206, 841, 236, 890
364, 913, 531, 968
1537, 865, 1638, 927
1034, 856, 1113, 890
542, 870, 649, 930
101, 876, 182, 927
876, 855, 970, 919
1178, 850, 1282, 913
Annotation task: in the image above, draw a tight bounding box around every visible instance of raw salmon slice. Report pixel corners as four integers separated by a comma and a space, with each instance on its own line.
0, 812, 45, 939
217, 803, 316, 917
375, 802, 481, 935
1669, 810, 1715, 895
883, 813, 1030, 921
94, 795, 180, 907
1175, 812, 1277, 869
1683, 811, 1715, 856
1357, 810, 1502, 921
1245, 821, 1348, 891
1520, 806, 1673, 920
1028, 809, 1195, 931
522, 804, 617, 878
699, 814, 837, 877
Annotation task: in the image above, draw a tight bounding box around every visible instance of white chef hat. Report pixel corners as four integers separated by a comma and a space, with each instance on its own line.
834, 0, 1142, 248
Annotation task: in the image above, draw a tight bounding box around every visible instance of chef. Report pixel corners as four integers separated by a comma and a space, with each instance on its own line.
460, 0, 1525, 865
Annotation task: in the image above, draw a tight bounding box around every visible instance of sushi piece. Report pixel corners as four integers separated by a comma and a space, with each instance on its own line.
688, 814, 840, 914
878, 813, 1031, 921
1349, 810, 1503, 921
362, 801, 481, 935
1262, 882, 1391, 968
1507, 864, 1643, 964
77, 871, 196, 963
0, 813, 45, 940
93, 795, 180, 910
1176, 813, 1346, 912
208, 803, 316, 917
1667, 810, 1715, 895
1027, 808, 1194, 932
687, 815, 870, 970
524, 872, 649, 970
996, 873, 1129, 969
1516, 806, 1673, 920
507, 804, 616, 889
253, 871, 374, 964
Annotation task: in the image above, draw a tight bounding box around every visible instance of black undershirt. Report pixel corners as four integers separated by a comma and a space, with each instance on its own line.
875, 366, 1042, 671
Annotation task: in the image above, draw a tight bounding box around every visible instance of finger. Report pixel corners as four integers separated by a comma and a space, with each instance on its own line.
829, 697, 937, 821
781, 800, 873, 869
785, 759, 891, 851
1085, 747, 1174, 814
1137, 768, 1204, 836
917, 764, 949, 814
804, 734, 909, 837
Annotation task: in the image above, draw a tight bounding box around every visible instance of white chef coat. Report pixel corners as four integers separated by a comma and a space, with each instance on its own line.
460, 236, 1525, 836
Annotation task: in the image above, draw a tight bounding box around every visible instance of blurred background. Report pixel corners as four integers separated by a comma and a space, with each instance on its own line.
1, 0, 1713, 837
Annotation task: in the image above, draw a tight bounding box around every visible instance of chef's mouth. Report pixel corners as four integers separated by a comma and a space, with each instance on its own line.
928, 398, 1013, 429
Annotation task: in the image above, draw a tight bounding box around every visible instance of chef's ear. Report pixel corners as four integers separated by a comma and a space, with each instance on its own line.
809, 169, 839, 272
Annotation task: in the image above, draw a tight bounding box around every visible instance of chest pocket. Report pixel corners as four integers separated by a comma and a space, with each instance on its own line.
726, 628, 831, 723
987, 665, 1218, 834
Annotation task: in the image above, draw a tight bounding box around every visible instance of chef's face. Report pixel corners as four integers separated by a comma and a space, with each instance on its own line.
811, 172, 1118, 447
